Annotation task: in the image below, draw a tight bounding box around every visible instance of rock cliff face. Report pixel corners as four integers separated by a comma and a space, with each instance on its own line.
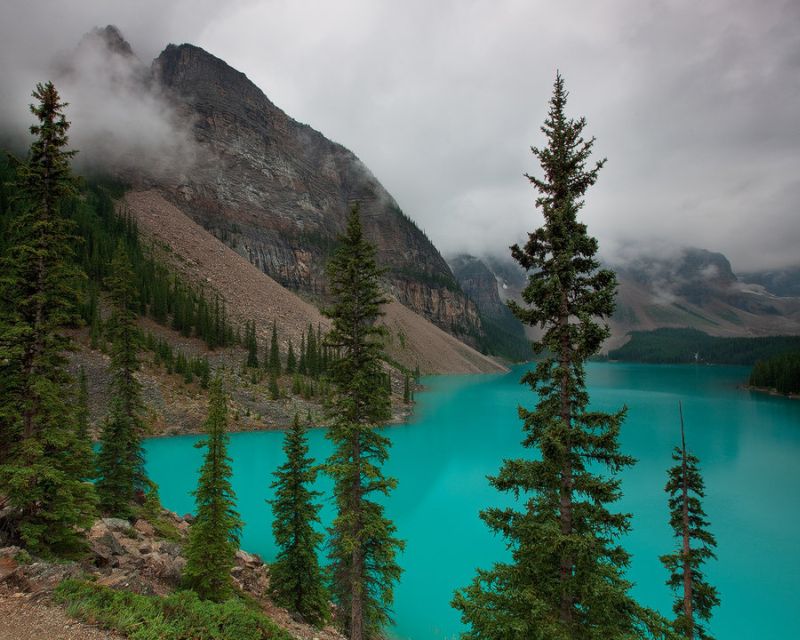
449, 254, 530, 361
147, 43, 482, 342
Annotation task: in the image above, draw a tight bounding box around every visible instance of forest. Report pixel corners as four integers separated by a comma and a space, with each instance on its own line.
609, 327, 800, 364
749, 351, 800, 394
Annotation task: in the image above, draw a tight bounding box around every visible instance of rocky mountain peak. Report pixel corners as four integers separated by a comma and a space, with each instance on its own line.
144, 41, 483, 344
80, 25, 136, 59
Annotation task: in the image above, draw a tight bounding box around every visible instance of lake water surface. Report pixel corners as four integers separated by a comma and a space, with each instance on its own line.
144, 363, 800, 639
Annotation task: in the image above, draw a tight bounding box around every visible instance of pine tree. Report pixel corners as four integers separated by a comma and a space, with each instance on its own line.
324, 206, 403, 640
0, 82, 96, 554
661, 403, 719, 639
269, 414, 329, 626
270, 322, 281, 376
269, 371, 281, 401
245, 320, 259, 368
286, 339, 297, 374
299, 332, 307, 375
403, 373, 411, 404
452, 74, 670, 639
96, 242, 148, 517
75, 366, 94, 480
184, 375, 242, 602
307, 323, 318, 378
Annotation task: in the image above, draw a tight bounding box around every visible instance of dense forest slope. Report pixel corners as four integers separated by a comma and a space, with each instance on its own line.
608, 328, 800, 364
124, 191, 504, 375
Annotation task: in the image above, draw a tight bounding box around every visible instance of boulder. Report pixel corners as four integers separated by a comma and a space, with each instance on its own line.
144, 551, 185, 584
134, 519, 155, 536
101, 517, 133, 534
235, 549, 261, 567
159, 542, 182, 558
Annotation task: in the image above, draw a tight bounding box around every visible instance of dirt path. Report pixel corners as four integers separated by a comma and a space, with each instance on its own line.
0, 591, 125, 640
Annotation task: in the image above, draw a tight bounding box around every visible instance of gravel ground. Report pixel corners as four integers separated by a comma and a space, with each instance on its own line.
0, 591, 125, 640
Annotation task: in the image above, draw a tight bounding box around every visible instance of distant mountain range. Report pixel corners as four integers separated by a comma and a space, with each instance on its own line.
449, 249, 800, 353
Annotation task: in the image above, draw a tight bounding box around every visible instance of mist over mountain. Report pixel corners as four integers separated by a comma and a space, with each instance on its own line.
1, 19, 797, 358
455, 247, 800, 351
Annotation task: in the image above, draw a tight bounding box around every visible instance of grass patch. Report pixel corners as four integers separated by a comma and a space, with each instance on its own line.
54, 579, 292, 640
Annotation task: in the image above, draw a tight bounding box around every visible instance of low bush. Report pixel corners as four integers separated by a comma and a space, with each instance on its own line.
54, 579, 292, 640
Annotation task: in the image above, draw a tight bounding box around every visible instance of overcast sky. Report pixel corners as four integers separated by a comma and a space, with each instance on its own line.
2, 0, 798, 272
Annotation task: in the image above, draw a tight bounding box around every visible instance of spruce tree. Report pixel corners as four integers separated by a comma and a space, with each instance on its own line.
0, 82, 96, 553
661, 403, 719, 639
403, 373, 411, 404
324, 206, 403, 640
270, 322, 281, 376
96, 242, 148, 517
245, 320, 259, 368
452, 73, 670, 639
269, 414, 329, 626
269, 371, 280, 401
75, 366, 94, 480
286, 339, 297, 374
184, 375, 242, 602
307, 323, 318, 378
299, 332, 307, 375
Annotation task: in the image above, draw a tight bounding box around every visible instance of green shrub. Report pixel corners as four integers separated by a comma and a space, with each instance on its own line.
54, 579, 292, 640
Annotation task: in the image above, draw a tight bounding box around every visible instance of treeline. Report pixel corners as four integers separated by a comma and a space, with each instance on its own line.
1, 157, 240, 352
609, 327, 800, 364
749, 352, 800, 394
475, 312, 531, 362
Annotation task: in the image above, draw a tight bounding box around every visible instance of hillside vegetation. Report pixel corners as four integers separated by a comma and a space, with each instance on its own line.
609, 327, 800, 364
749, 352, 800, 394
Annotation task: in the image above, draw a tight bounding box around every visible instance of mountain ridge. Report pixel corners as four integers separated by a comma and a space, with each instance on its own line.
140, 41, 485, 348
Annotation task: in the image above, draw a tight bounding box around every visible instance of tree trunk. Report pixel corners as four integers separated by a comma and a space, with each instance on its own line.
558, 294, 573, 625
679, 403, 694, 638
350, 401, 364, 640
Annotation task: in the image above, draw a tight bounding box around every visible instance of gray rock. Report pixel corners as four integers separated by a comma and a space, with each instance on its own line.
101, 517, 133, 533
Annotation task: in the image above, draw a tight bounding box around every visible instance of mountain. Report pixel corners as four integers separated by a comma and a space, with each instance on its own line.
739, 265, 800, 298
610, 248, 800, 346
467, 248, 800, 352
448, 254, 530, 361
124, 190, 504, 375
136, 41, 483, 347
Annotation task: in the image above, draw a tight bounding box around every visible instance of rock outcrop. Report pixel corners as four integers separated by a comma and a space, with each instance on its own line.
449, 254, 530, 361
143, 42, 482, 343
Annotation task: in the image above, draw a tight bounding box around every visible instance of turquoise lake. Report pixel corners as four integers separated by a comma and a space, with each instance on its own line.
144, 363, 800, 639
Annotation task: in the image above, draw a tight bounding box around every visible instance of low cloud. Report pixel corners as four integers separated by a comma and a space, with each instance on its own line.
1, 0, 797, 273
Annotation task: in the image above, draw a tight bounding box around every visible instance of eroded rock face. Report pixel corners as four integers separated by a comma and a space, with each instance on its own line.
147, 43, 482, 340
87, 516, 187, 589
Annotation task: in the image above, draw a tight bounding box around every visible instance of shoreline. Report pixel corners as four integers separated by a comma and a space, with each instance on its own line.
741, 384, 799, 400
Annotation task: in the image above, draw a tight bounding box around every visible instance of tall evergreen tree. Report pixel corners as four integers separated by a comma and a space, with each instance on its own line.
452, 74, 670, 639
269, 414, 329, 626
74, 366, 94, 480
324, 206, 403, 640
307, 322, 318, 378
0, 82, 96, 553
245, 320, 259, 368
96, 242, 148, 517
184, 375, 242, 602
270, 322, 281, 376
661, 403, 719, 639
286, 339, 297, 374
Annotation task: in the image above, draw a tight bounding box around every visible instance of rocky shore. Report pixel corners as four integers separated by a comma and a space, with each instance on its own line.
0, 512, 345, 640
